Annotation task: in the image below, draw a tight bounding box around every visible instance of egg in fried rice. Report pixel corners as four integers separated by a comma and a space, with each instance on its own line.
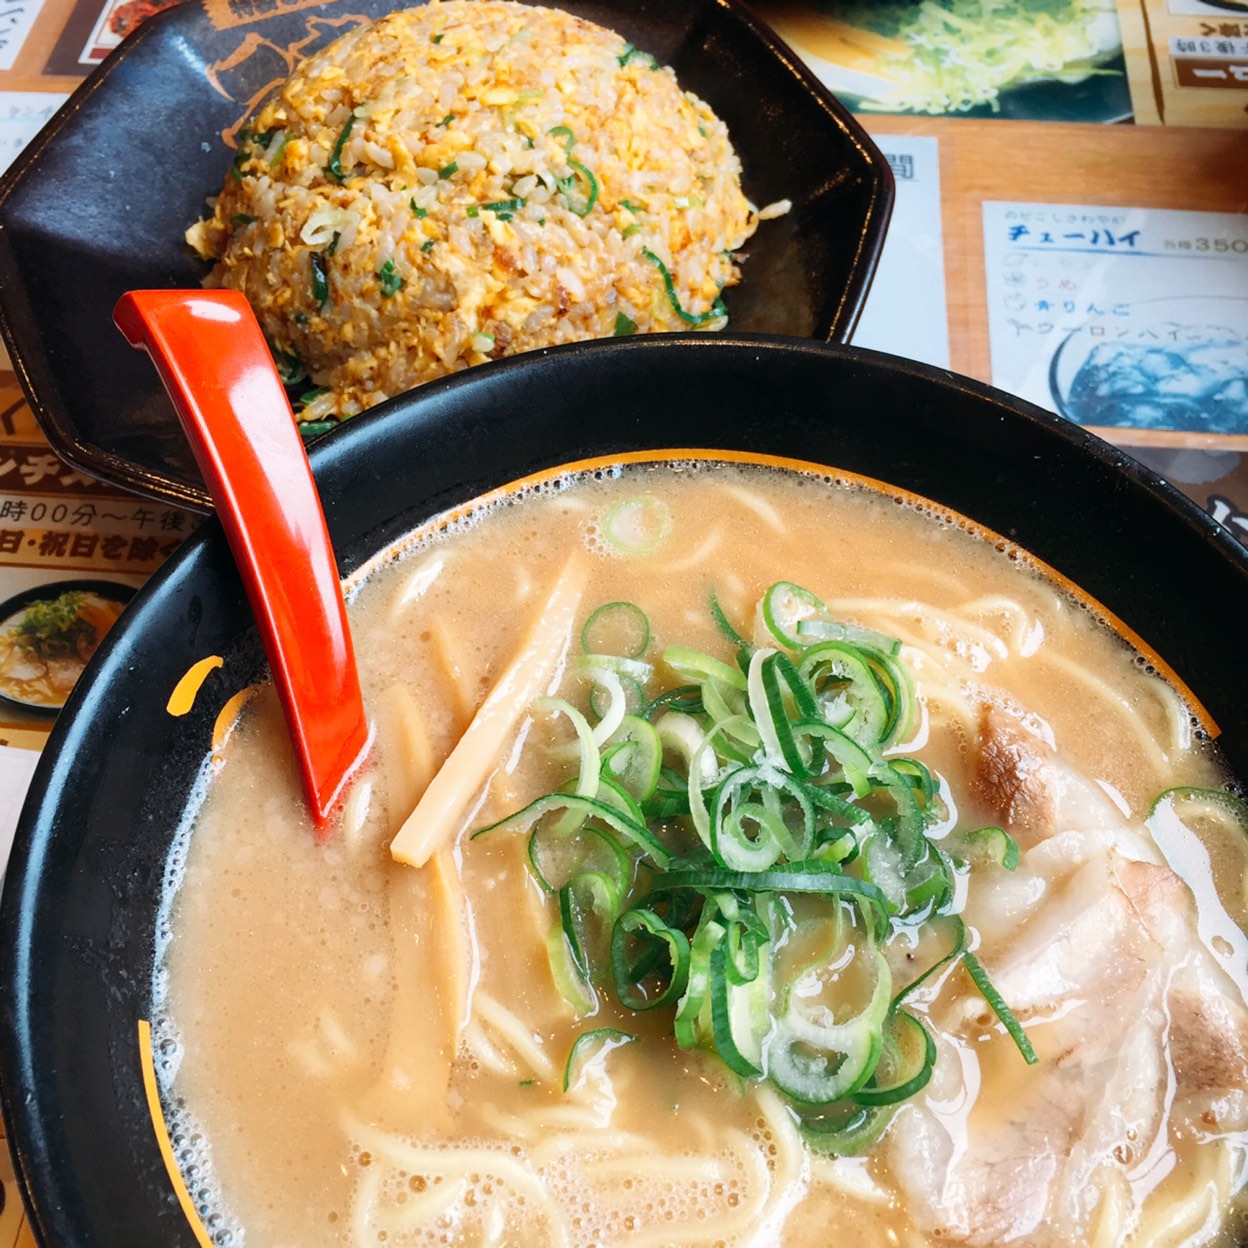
186, 0, 787, 426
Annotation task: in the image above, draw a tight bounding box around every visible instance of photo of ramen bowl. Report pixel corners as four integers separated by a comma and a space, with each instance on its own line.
0, 580, 133, 716
2, 337, 1247, 1247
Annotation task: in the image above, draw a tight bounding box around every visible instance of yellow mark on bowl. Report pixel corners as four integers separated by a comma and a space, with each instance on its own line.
212, 685, 259, 758
166, 656, 224, 717
137, 1018, 215, 1248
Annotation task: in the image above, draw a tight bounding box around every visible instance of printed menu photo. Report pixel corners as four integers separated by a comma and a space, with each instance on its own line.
747, 0, 1132, 122
45, 0, 180, 73
983, 201, 1248, 449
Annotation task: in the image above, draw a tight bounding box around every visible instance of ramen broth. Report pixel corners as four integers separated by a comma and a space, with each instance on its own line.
156, 462, 1248, 1247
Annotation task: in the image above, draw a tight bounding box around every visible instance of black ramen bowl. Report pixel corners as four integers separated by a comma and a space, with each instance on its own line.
0, 0, 892, 513
3, 337, 1248, 1246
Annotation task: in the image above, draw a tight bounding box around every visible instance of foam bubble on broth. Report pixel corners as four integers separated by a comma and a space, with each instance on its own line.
154, 460, 1247, 1247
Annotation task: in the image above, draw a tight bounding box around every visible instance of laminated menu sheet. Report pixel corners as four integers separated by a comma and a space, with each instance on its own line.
0, 391, 191, 876
983, 200, 1248, 449
852, 134, 951, 369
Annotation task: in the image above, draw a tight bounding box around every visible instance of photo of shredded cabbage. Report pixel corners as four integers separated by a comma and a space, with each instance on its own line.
765, 0, 1127, 118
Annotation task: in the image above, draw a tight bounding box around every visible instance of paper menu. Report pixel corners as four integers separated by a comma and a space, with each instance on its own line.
983, 200, 1248, 448
852, 134, 951, 370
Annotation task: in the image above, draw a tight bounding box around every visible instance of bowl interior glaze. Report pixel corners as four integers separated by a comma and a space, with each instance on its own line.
3, 337, 1247, 1246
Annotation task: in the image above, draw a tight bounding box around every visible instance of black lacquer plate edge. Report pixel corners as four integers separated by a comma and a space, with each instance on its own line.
3, 336, 1246, 1246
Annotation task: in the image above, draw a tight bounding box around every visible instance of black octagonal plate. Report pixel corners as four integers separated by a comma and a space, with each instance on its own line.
0, 0, 893, 512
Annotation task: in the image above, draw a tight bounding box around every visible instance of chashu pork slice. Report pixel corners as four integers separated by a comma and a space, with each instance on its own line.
887, 707, 1248, 1247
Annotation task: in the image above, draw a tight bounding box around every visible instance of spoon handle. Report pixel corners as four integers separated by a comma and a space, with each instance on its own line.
114, 289, 369, 826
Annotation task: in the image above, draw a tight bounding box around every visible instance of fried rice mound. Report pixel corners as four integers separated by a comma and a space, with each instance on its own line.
187, 0, 777, 422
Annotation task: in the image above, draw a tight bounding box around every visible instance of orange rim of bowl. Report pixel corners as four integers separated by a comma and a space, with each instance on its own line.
350, 446, 1219, 739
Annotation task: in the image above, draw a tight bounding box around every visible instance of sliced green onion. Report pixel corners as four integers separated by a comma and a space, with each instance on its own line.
893, 915, 967, 1004
640, 247, 727, 327
298, 419, 339, 440
798, 641, 894, 749
378, 259, 403, 297
749, 650, 819, 776
797, 1102, 896, 1157
611, 908, 690, 1011
889, 757, 938, 808
797, 719, 873, 797
709, 937, 765, 1077
709, 765, 814, 870
594, 773, 648, 827
962, 951, 1037, 1065
562, 157, 598, 216
473, 792, 672, 869
796, 617, 901, 654
546, 920, 596, 1014
663, 644, 746, 692
709, 589, 747, 647
528, 819, 630, 895
601, 496, 671, 555
582, 601, 650, 658
264, 129, 289, 166
641, 685, 703, 719
762, 581, 825, 649
578, 666, 630, 745
270, 345, 307, 386
325, 109, 359, 184
560, 871, 620, 980
481, 197, 524, 214
958, 825, 1020, 871
853, 1010, 936, 1106
563, 1028, 636, 1092
613, 311, 638, 337
603, 716, 663, 801
470, 578, 1036, 1129
310, 252, 330, 307
617, 42, 659, 68
765, 1015, 882, 1106
1150, 785, 1248, 832
654, 863, 887, 908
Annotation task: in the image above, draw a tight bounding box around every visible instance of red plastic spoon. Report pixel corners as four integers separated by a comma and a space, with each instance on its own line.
114, 289, 369, 827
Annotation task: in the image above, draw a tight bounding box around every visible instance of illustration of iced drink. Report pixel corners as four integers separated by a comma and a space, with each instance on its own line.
1051, 298, 1248, 437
